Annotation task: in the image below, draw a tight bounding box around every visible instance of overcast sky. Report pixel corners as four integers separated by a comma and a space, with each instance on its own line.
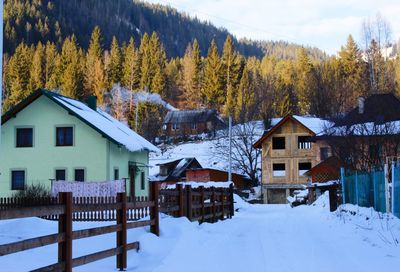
146, 0, 400, 54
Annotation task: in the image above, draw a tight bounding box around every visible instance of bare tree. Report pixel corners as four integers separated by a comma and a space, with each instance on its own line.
213, 121, 263, 186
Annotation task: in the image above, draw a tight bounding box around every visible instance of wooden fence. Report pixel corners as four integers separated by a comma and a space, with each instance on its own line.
159, 184, 234, 223
0, 183, 159, 272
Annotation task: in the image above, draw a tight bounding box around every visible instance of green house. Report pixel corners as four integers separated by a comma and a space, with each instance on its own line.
0, 89, 159, 197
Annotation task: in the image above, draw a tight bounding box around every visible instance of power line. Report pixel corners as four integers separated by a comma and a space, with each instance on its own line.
151, 0, 295, 41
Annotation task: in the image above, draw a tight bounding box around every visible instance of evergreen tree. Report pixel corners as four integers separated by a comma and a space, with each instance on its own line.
203, 39, 224, 109
44, 41, 60, 90
30, 42, 45, 90
295, 48, 317, 114
5, 42, 33, 109
338, 35, 368, 110
139, 33, 152, 90
222, 36, 241, 116
107, 36, 122, 87
85, 26, 106, 104
149, 32, 167, 94
182, 39, 203, 108
122, 37, 141, 111
59, 35, 84, 99
235, 65, 256, 122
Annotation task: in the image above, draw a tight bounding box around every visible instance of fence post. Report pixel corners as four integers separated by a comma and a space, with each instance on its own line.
211, 187, 216, 223
392, 162, 396, 215
116, 192, 127, 271
200, 186, 205, 223
220, 188, 225, 220
328, 186, 338, 212
355, 171, 359, 205
177, 184, 185, 217
340, 168, 345, 204
229, 184, 234, 218
384, 163, 390, 213
186, 185, 193, 221
58, 192, 72, 272
150, 182, 160, 236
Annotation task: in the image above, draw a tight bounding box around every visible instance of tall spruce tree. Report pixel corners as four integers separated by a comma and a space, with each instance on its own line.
222, 36, 241, 116
107, 36, 122, 87
59, 35, 84, 99
44, 41, 60, 90
122, 37, 141, 111
182, 39, 203, 108
203, 39, 224, 109
30, 42, 45, 90
85, 26, 106, 104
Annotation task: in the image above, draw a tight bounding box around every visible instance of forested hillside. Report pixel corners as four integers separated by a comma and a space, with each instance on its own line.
3, 1, 400, 142
3, 0, 326, 59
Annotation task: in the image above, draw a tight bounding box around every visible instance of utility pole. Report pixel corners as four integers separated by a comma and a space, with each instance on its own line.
228, 116, 232, 182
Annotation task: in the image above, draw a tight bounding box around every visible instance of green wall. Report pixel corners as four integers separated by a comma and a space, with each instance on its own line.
0, 95, 150, 197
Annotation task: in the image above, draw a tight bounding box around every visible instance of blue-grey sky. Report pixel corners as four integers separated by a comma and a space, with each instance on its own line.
146, 0, 400, 54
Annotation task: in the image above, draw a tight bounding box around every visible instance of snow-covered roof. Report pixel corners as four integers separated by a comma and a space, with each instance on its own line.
270, 115, 328, 134
50, 92, 159, 153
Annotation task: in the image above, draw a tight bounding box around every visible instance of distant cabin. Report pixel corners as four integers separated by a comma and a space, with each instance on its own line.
0, 89, 159, 197
162, 109, 225, 139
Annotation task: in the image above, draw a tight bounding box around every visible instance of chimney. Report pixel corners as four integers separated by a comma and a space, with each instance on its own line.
86, 96, 97, 111
358, 96, 365, 114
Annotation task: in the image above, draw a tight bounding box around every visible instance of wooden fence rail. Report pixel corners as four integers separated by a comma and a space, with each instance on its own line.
159, 184, 234, 223
0, 182, 160, 272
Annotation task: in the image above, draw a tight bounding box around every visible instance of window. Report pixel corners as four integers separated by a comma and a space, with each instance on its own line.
16, 128, 33, 147
172, 123, 180, 131
55, 169, 66, 181
74, 169, 85, 182
11, 170, 25, 190
141, 172, 145, 190
298, 136, 312, 149
191, 123, 197, 130
56, 127, 73, 146
272, 137, 285, 149
299, 162, 312, 176
320, 147, 330, 161
114, 168, 119, 180
273, 163, 285, 177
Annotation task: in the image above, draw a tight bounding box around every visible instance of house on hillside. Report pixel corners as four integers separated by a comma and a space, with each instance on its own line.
0, 89, 159, 197
253, 115, 328, 204
316, 94, 400, 171
151, 157, 202, 188
162, 109, 225, 140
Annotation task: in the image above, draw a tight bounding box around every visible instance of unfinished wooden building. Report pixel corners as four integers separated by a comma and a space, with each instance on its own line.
253, 115, 326, 204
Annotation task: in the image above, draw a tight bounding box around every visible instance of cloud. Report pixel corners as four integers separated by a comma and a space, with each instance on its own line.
146, 0, 400, 54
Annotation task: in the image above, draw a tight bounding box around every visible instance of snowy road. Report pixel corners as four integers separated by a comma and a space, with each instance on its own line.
1, 194, 400, 271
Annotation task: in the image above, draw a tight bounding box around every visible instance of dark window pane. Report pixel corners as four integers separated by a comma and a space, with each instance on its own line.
273, 163, 285, 171
12, 170, 25, 190
56, 127, 73, 146
75, 169, 85, 182
141, 172, 145, 190
299, 162, 312, 170
16, 128, 33, 147
272, 137, 285, 149
114, 169, 119, 180
56, 169, 66, 181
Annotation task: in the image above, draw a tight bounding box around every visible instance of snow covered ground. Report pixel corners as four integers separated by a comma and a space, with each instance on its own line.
1, 193, 399, 271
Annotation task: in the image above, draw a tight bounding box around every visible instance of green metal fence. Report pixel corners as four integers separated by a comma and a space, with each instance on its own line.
341, 169, 386, 213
